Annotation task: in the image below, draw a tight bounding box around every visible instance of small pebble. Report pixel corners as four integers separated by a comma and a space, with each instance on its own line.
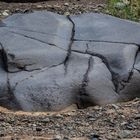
41, 118, 50, 123
2, 10, 9, 16
119, 130, 131, 138
64, 3, 69, 6
36, 127, 42, 131
53, 135, 62, 140
134, 114, 140, 119
64, 12, 70, 16
36, 5, 43, 8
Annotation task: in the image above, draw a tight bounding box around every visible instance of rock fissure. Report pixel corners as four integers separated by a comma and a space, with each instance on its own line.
119, 47, 140, 92
81, 56, 93, 94
86, 51, 120, 93
63, 16, 75, 73
73, 39, 140, 46
77, 56, 94, 109
5, 25, 69, 40
18, 67, 41, 72
7, 74, 22, 110
0, 42, 46, 73
12, 61, 65, 91
0, 42, 21, 110
72, 49, 119, 93
8, 30, 66, 51
7, 63, 42, 73
135, 68, 140, 73
0, 42, 8, 72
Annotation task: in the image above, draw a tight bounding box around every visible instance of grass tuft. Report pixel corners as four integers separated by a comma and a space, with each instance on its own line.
105, 0, 140, 21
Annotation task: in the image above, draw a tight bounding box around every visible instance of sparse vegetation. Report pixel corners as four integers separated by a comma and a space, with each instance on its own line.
105, 0, 140, 21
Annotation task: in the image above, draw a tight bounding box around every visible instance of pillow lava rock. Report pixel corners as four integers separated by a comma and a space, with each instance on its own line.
0, 11, 140, 111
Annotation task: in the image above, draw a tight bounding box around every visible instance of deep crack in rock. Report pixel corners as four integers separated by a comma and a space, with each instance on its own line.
63, 16, 75, 73
77, 56, 94, 109
4, 25, 69, 40
9, 30, 65, 51
119, 45, 140, 92
72, 48, 119, 93
0, 42, 8, 72
6, 74, 22, 110
0, 42, 22, 110
73, 39, 140, 46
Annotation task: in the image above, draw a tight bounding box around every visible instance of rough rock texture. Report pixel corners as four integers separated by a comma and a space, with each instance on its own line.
0, 11, 140, 111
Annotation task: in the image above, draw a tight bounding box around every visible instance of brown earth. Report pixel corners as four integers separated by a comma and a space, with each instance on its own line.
0, 0, 140, 140
0, 99, 140, 140
0, 0, 106, 19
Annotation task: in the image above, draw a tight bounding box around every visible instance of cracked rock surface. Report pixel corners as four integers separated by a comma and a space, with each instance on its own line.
0, 11, 140, 111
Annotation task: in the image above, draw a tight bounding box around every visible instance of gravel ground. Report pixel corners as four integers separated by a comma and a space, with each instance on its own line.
0, 0, 140, 140
0, 0, 106, 19
0, 99, 140, 140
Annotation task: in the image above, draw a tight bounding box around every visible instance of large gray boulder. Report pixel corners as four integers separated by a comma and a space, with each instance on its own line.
0, 11, 140, 111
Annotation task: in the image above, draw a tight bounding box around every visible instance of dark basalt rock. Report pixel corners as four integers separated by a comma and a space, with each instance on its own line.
0, 11, 140, 111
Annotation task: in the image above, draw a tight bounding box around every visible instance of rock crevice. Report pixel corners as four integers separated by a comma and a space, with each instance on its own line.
63, 16, 75, 73
77, 56, 94, 108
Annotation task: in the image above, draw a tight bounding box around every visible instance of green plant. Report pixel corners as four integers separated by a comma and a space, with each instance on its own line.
105, 0, 140, 21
